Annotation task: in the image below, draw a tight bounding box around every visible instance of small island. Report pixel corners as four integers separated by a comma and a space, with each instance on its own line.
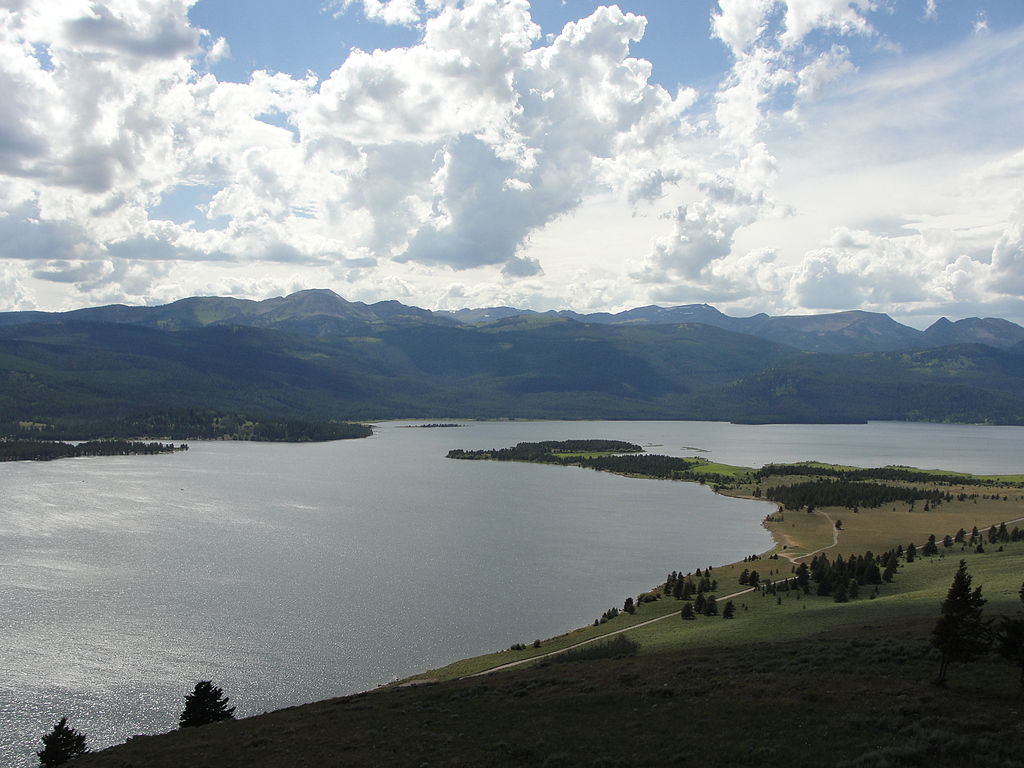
3, 411, 374, 443
403, 423, 466, 428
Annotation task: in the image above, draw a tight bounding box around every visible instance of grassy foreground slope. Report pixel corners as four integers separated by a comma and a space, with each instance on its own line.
75, 460, 1024, 768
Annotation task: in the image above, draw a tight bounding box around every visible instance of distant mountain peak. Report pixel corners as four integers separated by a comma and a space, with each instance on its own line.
922, 316, 1024, 349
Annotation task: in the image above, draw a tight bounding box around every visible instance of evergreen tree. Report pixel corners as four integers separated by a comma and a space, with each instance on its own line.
179, 681, 236, 728
922, 534, 938, 557
931, 560, 988, 686
680, 602, 695, 620
833, 578, 849, 603
694, 593, 706, 614
995, 580, 1024, 690
795, 562, 810, 592
995, 616, 1024, 691
703, 595, 718, 616
847, 578, 860, 600
623, 597, 635, 614
722, 601, 735, 619
38, 718, 87, 767
906, 542, 917, 562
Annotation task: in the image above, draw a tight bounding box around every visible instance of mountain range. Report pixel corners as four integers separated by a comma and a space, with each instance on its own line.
2, 289, 1023, 432
4, 289, 1023, 354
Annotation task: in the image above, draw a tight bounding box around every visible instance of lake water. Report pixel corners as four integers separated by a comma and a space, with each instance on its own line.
2, 420, 1023, 765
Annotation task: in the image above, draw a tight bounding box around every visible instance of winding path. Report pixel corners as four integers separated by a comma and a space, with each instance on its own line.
466, 585, 756, 678
465, 513, 1024, 679
779, 510, 840, 563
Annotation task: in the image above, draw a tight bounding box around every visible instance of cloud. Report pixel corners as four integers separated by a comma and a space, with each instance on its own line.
778, 0, 876, 48
0, 0, 1021, 325
711, 0, 774, 55
989, 200, 1024, 295
0, 262, 35, 310
0, 203, 100, 261
330, 0, 427, 26
501, 255, 542, 277
32, 259, 111, 284
63, 1, 200, 60
793, 44, 855, 103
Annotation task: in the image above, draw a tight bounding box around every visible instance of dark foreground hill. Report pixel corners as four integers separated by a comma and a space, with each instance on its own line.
3, 290, 1024, 432
69, 617, 1023, 768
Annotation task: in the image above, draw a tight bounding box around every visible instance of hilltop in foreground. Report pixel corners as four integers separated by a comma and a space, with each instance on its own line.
72, 456, 1024, 768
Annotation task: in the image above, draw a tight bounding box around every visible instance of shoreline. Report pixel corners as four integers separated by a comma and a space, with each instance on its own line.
393, 451, 1024, 685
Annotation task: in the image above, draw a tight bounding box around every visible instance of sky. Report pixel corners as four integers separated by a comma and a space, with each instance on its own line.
1, 0, 1023, 325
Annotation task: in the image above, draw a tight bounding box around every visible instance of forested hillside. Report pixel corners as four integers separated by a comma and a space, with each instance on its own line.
2, 291, 1024, 434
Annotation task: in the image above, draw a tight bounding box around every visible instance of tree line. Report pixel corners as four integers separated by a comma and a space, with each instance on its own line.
448, 439, 642, 461
755, 463, 1003, 486
0, 439, 186, 462
765, 479, 944, 510
3, 409, 373, 442
447, 442, 702, 480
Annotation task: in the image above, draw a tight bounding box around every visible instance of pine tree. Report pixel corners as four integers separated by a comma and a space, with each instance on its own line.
38, 718, 87, 767
795, 562, 810, 592
680, 602, 695, 620
179, 681, 236, 728
931, 560, 988, 686
995, 617, 1024, 691
722, 601, 735, 619
995, 580, 1024, 690
833, 578, 849, 603
922, 534, 938, 557
703, 595, 718, 616
672, 578, 684, 599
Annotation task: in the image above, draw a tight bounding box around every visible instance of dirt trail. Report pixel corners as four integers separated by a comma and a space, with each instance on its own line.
467, 586, 756, 678
779, 511, 839, 563
466, 513, 1024, 679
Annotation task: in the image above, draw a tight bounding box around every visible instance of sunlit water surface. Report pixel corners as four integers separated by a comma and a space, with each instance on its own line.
3, 420, 1023, 765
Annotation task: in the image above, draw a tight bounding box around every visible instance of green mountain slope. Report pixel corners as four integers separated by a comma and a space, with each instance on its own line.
3, 307, 1024, 431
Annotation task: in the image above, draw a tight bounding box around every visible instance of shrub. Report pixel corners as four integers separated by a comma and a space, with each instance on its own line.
550, 635, 639, 664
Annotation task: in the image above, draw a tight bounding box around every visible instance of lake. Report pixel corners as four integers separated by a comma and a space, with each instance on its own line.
2, 420, 1023, 765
